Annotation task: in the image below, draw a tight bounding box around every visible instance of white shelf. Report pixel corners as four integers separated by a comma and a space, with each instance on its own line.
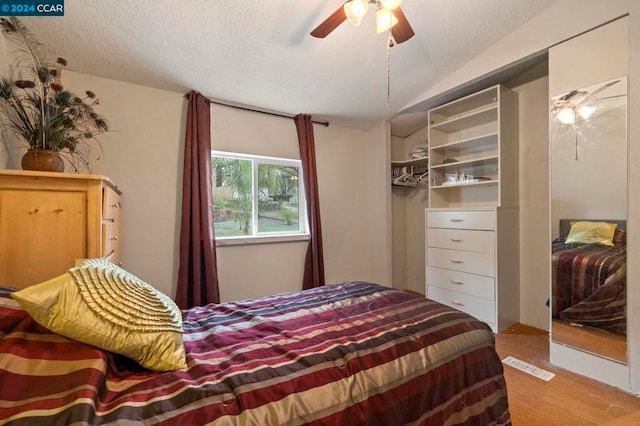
390, 156, 429, 167
430, 132, 498, 154
430, 155, 498, 171
427, 84, 518, 209
392, 181, 423, 188
430, 105, 498, 133
431, 179, 498, 189
429, 86, 499, 119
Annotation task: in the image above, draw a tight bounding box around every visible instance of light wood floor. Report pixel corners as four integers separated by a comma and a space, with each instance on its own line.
552, 319, 626, 363
495, 324, 640, 425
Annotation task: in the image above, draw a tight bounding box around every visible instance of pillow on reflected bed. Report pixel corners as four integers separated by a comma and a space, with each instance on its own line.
11, 258, 186, 372
565, 221, 617, 246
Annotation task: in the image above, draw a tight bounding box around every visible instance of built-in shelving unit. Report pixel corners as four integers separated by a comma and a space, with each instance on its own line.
425, 84, 520, 333
427, 85, 518, 208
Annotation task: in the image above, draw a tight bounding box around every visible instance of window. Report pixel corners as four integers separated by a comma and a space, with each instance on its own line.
212, 151, 308, 244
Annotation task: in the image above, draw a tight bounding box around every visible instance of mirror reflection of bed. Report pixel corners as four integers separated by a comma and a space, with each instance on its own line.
550, 77, 627, 365
551, 219, 626, 363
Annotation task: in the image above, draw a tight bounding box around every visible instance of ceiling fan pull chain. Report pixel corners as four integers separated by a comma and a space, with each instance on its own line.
386, 36, 393, 110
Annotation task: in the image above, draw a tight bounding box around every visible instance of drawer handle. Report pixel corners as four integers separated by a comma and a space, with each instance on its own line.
111, 202, 121, 208
110, 236, 118, 241
451, 301, 465, 306
450, 238, 463, 242
451, 280, 464, 285
450, 218, 463, 222
450, 259, 463, 264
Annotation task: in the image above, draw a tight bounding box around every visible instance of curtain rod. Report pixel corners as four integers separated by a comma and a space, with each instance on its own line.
186, 93, 330, 127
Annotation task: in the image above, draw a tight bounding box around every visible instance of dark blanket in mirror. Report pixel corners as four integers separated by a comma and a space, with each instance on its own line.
552, 240, 626, 336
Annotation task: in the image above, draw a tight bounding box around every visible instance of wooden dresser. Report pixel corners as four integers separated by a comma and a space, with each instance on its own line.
0, 170, 122, 289
425, 207, 518, 332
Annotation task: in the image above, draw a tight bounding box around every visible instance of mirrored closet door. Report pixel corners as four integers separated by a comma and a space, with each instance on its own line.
550, 76, 628, 364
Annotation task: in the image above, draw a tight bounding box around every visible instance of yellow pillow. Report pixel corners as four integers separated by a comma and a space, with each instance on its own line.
12, 258, 186, 371
565, 221, 617, 246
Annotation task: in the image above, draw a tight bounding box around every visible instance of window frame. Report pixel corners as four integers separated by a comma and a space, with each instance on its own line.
211, 150, 309, 246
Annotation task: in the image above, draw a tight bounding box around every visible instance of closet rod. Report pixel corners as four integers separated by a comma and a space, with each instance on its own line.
186, 93, 330, 127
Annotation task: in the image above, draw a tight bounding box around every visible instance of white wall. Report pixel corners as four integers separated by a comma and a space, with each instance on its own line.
391, 127, 428, 294
391, 136, 408, 290
64, 71, 187, 299
512, 75, 550, 331
315, 120, 392, 289
212, 104, 391, 301
2, 70, 391, 302
402, 128, 429, 294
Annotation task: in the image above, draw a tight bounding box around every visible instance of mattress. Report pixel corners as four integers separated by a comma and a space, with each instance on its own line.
0, 281, 511, 425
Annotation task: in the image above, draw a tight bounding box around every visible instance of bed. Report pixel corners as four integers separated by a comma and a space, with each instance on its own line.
0, 272, 511, 425
552, 219, 627, 336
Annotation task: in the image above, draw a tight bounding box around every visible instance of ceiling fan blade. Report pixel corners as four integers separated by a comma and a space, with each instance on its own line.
391, 6, 415, 44
559, 80, 621, 108
311, 5, 347, 38
586, 79, 621, 99
589, 94, 626, 102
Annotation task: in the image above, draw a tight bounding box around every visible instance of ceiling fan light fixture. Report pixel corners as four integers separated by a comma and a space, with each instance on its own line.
557, 107, 576, 124
376, 7, 398, 33
578, 105, 595, 120
380, 0, 402, 10
344, 0, 370, 27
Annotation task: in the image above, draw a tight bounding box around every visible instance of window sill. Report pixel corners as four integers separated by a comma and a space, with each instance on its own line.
215, 234, 310, 246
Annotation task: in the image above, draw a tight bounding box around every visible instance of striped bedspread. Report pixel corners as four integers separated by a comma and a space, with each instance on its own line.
0, 282, 510, 425
552, 241, 626, 335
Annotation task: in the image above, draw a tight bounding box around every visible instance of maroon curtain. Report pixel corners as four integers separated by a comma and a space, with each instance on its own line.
176, 91, 220, 308
294, 114, 325, 290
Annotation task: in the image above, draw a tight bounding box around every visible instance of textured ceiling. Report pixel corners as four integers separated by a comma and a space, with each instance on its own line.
19, 0, 555, 137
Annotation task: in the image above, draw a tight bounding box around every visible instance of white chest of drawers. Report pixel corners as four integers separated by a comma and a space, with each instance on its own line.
425, 207, 519, 332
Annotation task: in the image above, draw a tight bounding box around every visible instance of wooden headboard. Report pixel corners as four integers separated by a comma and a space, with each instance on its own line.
559, 219, 627, 237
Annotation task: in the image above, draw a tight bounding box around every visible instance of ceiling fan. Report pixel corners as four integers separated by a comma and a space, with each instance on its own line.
551, 79, 622, 124
551, 78, 626, 161
311, 0, 415, 44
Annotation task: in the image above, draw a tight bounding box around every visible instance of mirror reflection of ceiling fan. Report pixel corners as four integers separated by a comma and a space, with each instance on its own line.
311, 0, 415, 44
551, 79, 621, 124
